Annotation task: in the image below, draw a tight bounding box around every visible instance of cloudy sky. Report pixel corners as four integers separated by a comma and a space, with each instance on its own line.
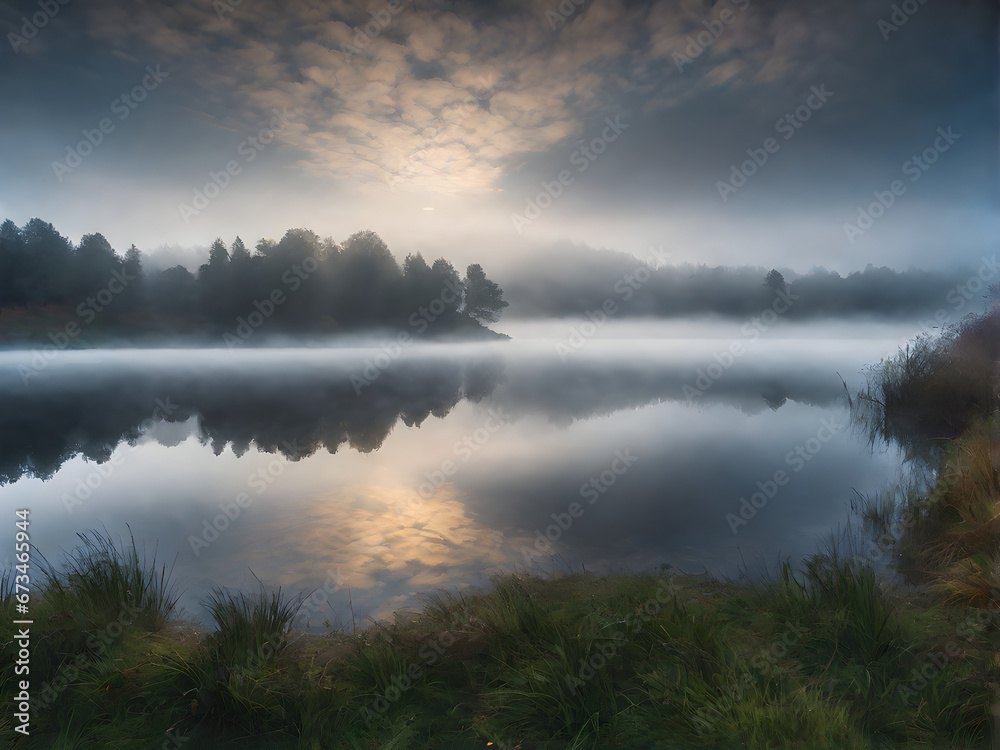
0, 0, 996, 273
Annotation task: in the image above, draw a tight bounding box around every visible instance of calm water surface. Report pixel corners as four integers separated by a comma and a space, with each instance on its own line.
0, 319, 919, 627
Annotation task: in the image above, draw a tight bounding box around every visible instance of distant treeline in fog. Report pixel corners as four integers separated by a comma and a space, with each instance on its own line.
0, 218, 508, 341
499, 245, 997, 320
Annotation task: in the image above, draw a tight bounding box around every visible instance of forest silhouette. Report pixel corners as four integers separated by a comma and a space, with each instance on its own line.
0, 218, 508, 341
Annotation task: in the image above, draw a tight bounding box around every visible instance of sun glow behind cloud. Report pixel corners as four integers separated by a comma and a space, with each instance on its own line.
0, 0, 994, 270
76, 0, 886, 195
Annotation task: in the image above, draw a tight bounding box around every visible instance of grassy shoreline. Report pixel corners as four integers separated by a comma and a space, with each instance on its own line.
2, 530, 999, 749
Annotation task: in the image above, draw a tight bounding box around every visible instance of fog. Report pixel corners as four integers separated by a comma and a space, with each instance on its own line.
495, 242, 997, 320
0, 320, 919, 484
0, 324, 911, 624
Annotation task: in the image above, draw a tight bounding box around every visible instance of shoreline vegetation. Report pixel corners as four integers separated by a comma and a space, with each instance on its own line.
3, 317, 1000, 747
0, 304, 509, 349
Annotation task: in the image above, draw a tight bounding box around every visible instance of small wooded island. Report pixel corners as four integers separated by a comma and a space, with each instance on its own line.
0, 218, 509, 346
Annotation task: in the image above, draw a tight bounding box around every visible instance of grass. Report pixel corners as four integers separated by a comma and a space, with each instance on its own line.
846, 305, 1000, 602
37, 524, 179, 633
850, 417, 1000, 610
849, 309, 1000, 465
160, 579, 306, 737
201, 575, 302, 667
3, 537, 999, 749
835, 303, 1000, 747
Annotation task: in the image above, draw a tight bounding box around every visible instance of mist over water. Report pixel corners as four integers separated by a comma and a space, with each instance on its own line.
0, 319, 914, 627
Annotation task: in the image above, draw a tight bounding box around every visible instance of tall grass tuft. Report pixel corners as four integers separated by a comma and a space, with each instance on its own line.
202, 577, 301, 669
746, 537, 904, 671
940, 553, 1000, 609
802, 545, 902, 669
39, 525, 178, 632
163, 578, 303, 737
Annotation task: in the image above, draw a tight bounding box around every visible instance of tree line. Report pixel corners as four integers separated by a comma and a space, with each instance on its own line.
499, 243, 995, 320
0, 218, 508, 337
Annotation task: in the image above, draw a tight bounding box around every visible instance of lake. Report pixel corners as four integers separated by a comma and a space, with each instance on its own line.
0, 318, 918, 628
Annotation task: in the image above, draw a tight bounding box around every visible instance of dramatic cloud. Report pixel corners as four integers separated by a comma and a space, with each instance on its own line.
0, 0, 995, 270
